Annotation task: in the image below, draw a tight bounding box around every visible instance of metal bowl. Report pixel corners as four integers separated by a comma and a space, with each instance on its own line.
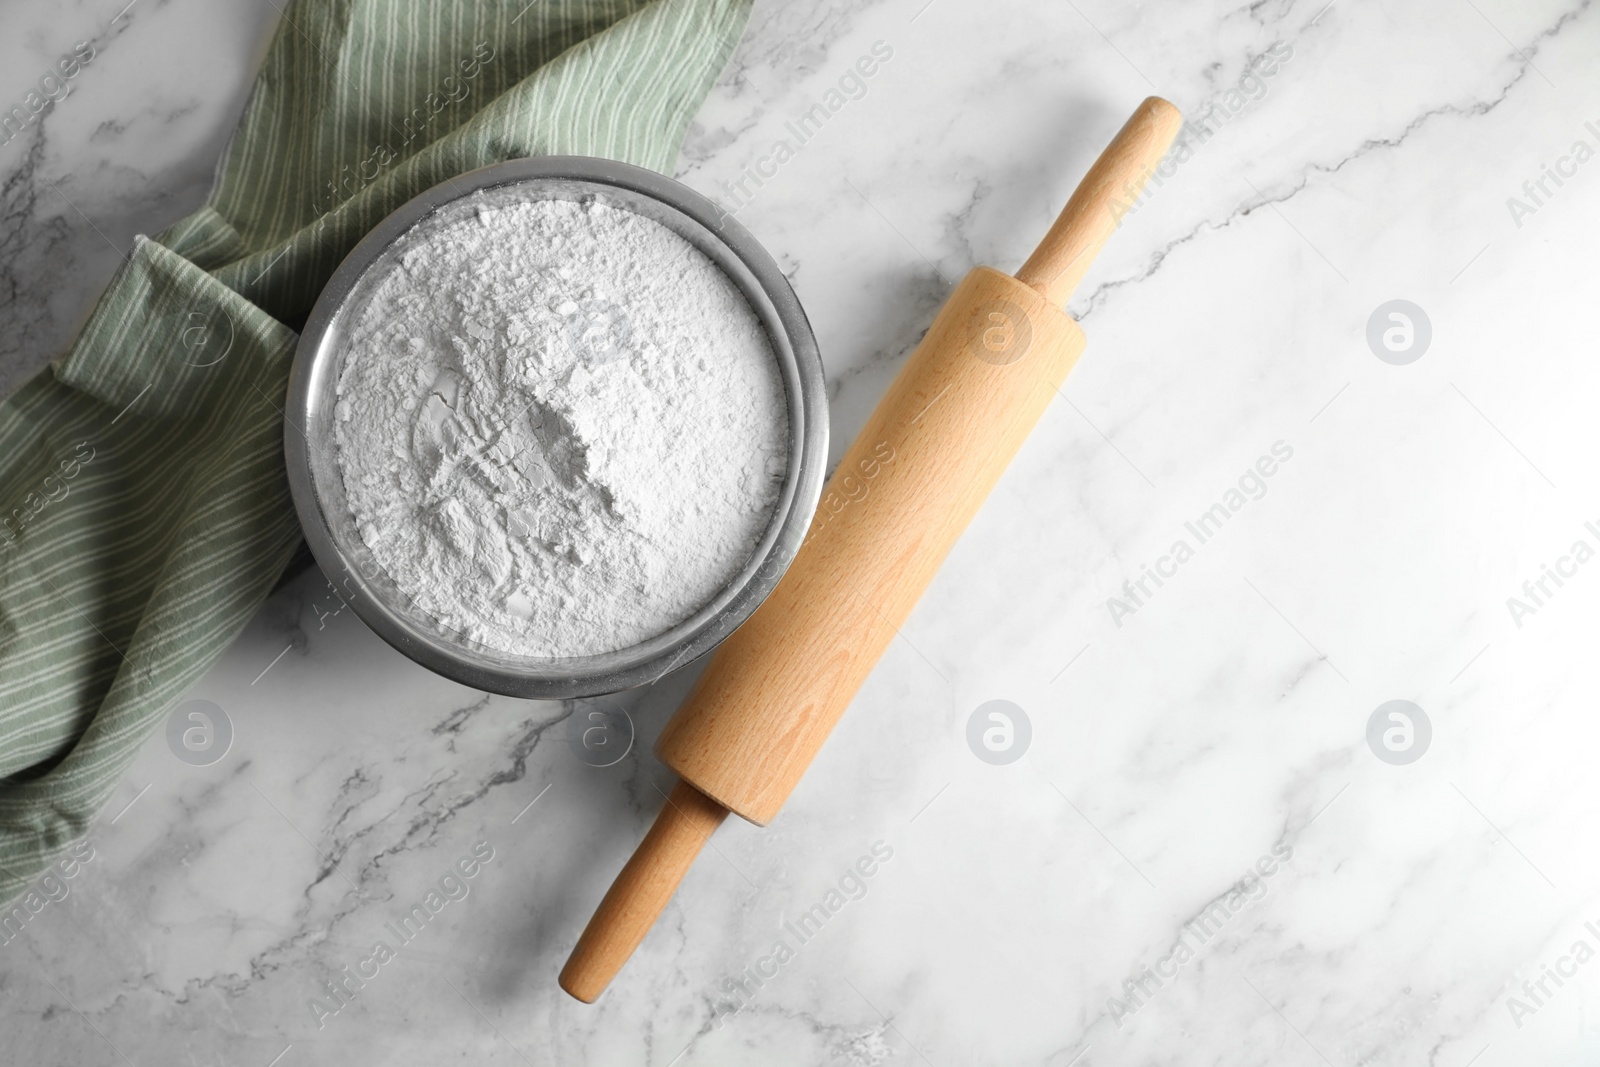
284, 157, 827, 699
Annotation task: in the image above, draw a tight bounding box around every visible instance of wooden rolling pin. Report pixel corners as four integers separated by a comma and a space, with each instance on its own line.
559, 96, 1183, 1002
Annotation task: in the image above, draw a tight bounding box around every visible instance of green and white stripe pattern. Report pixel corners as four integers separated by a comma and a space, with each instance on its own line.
0, 0, 752, 908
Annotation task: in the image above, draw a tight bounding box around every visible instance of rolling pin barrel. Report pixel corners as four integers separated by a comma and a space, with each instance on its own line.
657, 265, 1085, 822
560, 96, 1183, 1001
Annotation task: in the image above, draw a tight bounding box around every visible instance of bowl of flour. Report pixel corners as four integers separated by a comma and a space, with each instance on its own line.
285, 158, 827, 698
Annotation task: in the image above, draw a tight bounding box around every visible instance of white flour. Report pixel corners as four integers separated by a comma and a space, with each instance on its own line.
333, 193, 787, 657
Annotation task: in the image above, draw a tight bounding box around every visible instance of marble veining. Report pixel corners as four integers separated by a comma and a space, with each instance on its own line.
6, 0, 1600, 1064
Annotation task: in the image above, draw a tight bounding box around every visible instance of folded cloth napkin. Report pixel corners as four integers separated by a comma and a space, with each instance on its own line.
0, 0, 752, 908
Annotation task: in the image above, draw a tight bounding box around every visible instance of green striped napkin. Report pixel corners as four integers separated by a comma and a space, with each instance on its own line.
0, 0, 752, 909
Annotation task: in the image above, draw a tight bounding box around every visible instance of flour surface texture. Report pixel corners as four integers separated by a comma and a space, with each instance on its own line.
334, 193, 788, 657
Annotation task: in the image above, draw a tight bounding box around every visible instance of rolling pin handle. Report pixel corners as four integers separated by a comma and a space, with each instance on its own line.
558, 780, 729, 1003
1014, 96, 1183, 309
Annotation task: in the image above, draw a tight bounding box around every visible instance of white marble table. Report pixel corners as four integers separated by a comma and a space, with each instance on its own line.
5, 1, 1600, 1063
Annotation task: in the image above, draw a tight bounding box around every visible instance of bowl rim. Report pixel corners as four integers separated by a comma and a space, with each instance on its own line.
283, 155, 827, 699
